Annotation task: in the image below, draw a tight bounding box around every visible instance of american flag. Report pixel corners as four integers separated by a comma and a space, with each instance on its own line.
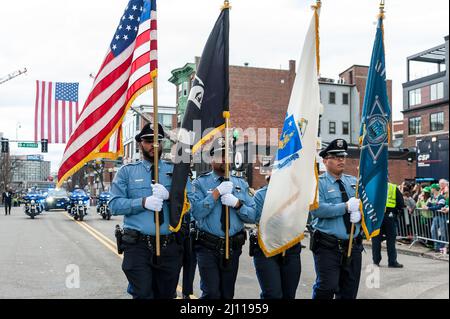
57, 0, 157, 185
34, 81, 79, 144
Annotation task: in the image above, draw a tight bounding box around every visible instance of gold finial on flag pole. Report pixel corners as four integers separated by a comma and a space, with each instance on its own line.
379, 0, 385, 19
222, 0, 231, 10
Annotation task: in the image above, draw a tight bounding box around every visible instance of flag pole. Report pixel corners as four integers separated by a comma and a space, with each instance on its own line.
346, 0, 385, 259
222, 0, 231, 262
153, 76, 161, 261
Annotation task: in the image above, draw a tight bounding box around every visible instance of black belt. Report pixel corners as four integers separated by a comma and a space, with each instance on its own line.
195, 230, 247, 252
123, 228, 178, 248
315, 230, 363, 250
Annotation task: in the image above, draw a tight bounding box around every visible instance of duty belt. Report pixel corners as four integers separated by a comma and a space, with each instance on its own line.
123, 228, 177, 250
195, 230, 247, 252
315, 230, 363, 251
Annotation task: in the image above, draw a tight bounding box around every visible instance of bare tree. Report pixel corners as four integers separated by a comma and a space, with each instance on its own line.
0, 153, 22, 192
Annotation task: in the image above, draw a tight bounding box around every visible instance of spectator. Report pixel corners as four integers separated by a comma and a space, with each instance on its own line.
416, 187, 433, 248
439, 179, 449, 196
427, 184, 447, 252
412, 184, 422, 203
403, 191, 416, 214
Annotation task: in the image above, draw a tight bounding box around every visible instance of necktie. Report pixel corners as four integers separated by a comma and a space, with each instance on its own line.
218, 177, 227, 233
337, 179, 352, 234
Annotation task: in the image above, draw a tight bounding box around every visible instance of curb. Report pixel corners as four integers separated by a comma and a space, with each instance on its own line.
363, 240, 449, 262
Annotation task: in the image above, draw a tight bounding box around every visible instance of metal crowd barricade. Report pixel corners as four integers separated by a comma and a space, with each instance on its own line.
408, 208, 449, 249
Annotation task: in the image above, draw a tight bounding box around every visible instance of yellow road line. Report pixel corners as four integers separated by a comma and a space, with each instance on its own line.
62, 211, 197, 298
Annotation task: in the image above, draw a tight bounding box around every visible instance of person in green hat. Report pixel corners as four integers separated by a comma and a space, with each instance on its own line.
427, 184, 447, 252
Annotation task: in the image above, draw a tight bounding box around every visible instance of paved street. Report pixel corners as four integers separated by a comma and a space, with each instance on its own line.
0, 206, 448, 299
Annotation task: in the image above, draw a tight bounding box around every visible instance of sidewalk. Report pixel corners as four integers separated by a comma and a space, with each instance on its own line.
363, 239, 449, 262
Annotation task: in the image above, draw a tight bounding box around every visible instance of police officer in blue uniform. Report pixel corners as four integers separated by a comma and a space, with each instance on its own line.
109, 123, 184, 299
309, 139, 363, 299
189, 137, 256, 299
251, 172, 302, 299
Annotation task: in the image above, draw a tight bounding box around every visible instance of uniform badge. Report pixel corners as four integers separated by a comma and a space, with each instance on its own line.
235, 186, 241, 193
337, 139, 344, 148
135, 179, 144, 182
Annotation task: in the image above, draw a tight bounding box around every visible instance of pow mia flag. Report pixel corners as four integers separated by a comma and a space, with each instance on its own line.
169, 6, 230, 231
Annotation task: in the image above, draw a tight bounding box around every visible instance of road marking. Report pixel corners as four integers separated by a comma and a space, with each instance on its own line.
62, 211, 197, 298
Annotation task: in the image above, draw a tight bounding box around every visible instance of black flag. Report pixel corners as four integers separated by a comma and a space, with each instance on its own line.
169, 6, 230, 231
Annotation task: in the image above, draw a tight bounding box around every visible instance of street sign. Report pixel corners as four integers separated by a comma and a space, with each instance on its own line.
18, 142, 38, 148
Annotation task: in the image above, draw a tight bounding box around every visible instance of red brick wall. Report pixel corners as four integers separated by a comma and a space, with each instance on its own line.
229, 61, 296, 143
339, 65, 393, 115
345, 158, 415, 185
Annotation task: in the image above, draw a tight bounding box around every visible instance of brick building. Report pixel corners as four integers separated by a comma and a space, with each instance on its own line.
401, 35, 449, 149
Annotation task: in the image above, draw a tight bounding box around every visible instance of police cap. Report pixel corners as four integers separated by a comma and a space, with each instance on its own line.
135, 122, 165, 143
319, 139, 348, 158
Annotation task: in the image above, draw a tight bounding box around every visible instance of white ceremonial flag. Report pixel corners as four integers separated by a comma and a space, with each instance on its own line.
259, 4, 322, 257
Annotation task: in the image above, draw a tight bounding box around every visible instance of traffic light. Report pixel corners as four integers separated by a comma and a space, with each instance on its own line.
1, 138, 9, 153
41, 138, 48, 153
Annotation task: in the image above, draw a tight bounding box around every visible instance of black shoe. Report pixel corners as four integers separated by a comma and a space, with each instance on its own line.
182, 294, 191, 299
388, 262, 403, 268
373, 262, 380, 267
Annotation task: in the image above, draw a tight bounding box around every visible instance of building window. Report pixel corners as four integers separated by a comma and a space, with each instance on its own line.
430, 112, 444, 132
430, 82, 444, 101
409, 88, 421, 106
135, 114, 140, 131
342, 122, 349, 135
135, 141, 139, 154
329, 121, 336, 134
329, 92, 336, 104
342, 93, 349, 105
408, 117, 421, 135
158, 113, 173, 129
182, 82, 189, 97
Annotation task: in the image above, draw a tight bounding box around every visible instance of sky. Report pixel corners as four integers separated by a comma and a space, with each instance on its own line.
0, 0, 448, 173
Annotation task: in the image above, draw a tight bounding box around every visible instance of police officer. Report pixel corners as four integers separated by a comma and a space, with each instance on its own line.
109, 122, 184, 299
189, 137, 256, 299
251, 171, 302, 299
372, 181, 405, 268
309, 139, 363, 299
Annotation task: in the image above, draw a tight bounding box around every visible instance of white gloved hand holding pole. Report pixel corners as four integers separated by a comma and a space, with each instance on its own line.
144, 196, 163, 212
347, 197, 361, 212
216, 181, 233, 195
350, 210, 362, 224
221, 193, 239, 208
152, 183, 169, 200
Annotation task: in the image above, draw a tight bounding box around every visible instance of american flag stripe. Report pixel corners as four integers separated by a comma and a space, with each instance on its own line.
34, 80, 79, 144
58, 0, 157, 185
55, 100, 59, 143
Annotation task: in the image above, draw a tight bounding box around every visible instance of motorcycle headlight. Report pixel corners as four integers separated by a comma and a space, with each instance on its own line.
31, 200, 36, 204
46, 197, 54, 203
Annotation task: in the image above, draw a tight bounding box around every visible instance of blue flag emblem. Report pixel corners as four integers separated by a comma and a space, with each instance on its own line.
275, 114, 303, 169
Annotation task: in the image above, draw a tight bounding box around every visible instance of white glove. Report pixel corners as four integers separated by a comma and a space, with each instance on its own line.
216, 181, 233, 195
152, 183, 169, 200
350, 210, 362, 224
221, 193, 239, 208
347, 197, 361, 212
144, 196, 163, 212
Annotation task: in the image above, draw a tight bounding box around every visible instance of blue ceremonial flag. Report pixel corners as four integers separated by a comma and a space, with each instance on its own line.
358, 15, 391, 239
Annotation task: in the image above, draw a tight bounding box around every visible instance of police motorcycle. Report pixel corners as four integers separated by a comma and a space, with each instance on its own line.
67, 187, 90, 221
96, 191, 111, 220
23, 190, 45, 219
